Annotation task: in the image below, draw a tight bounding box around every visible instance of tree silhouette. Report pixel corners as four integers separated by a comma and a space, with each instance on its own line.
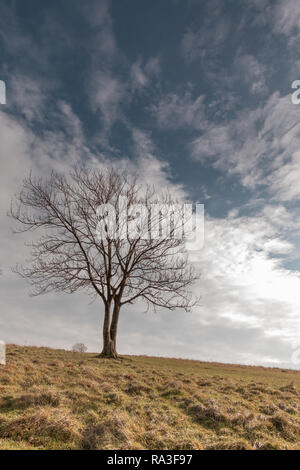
9, 167, 199, 358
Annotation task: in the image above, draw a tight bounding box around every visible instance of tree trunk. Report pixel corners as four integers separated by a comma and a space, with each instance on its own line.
100, 337, 118, 358
100, 302, 120, 359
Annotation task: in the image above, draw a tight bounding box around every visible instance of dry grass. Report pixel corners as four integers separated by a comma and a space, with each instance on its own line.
0, 344, 299, 450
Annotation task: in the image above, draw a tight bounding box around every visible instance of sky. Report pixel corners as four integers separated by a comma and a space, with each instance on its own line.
1, 0, 300, 368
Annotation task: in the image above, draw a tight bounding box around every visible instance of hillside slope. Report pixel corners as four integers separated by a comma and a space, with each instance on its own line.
0, 345, 299, 450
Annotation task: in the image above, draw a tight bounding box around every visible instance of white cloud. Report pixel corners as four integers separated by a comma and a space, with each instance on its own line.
268, 150, 300, 201
153, 91, 206, 130
191, 91, 300, 200
131, 60, 149, 90
144, 57, 161, 76
9, 76, 48, 122
81, 0, 127, 136
248, 0, 300, 45
89, 71, 127, 131
130, 127, 187, 199
82, 0, 117, 57
272, 0, 300, 44
130, 57, 160, 91
234, 53, 268, 95
187, 211, 300, 362
181, 18, 229, 63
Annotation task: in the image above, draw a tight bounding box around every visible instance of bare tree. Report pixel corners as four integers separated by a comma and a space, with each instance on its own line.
72, 343, 88, 353
9, 167, 199, 358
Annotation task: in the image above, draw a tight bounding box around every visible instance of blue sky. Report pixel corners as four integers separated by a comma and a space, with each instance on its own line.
1, 0, 300, 368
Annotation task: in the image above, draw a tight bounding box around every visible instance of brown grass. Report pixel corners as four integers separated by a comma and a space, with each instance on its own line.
0, 344, 299, 450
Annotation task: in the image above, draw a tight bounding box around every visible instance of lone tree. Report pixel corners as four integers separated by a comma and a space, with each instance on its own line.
9, 167, 199, 358
72, 343, 88, 353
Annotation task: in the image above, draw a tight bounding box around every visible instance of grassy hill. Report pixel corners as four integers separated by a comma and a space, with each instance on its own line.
0, 344, 299, 450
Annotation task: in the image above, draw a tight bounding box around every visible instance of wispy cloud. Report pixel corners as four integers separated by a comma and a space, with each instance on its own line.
130, 56, 160, 91
191, 91, 300, 201
153, 90, 206, 130
234, 53, 268, 95
272, 0, 300, 44
89, 71, 127, 132
181, 14, 230, 64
